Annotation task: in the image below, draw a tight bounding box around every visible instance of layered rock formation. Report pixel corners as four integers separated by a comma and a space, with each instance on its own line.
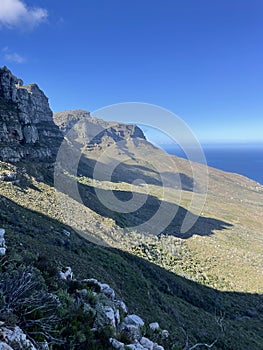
53, 109, 146, 149
0, 66, 63, 162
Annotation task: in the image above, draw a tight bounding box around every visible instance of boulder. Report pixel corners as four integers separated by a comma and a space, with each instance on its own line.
149, 322, 160, 331
0, 342, 13, 350
126, 345, 137, 350
126, 342, 145, 349
115, 308, 121, 326
100, 283, 116, 299
140, 337, 154, 350
124, 314, 145, 327
116, 300, 128, 314
79, 288, 88, 297
120, 324, 141, 342
109, 338, 125, 349
161, 330, 169, 338
84, 279, 116, 298
85, 278, 99, 285
58, 266, 73, 280
0, 326, 37, 350
153, 345, 164, 350
0, 229, 6, 255
0, 248, 6, 256
104, 306, 116, 327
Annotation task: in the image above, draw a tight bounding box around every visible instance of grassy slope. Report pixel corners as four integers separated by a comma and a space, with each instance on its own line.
1, 160, 263, 349
74, 139, 263, 293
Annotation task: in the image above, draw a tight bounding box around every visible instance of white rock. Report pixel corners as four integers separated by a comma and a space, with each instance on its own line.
124, 314, 145, 327
58, 271, 66, 280
85, 278, 99, 285
62, 229, 71, 237
0, 248, 6, 256
79, 288, 88, 297
127, 342, 145, 349
64, 267, 73, 278
120, 324, 141, 341
0, 238, 6, 247
100, 283, 116, 299
0, 229, 5, 238
116, 300, 128, 314
58, 266, 73, 280
115, 308, 120, 325
161, 329, 169, 338
0, 342, 13, 350
140, 337, 154, 350
1, 326, 37, 350
84, 279, 116, 299
149, 322, 160, 331
153, 345, 164, 350
109, 338, 125, 349
104, 306, 116, 327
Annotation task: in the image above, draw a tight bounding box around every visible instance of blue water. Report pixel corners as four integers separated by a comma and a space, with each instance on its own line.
164, 144, 263, 185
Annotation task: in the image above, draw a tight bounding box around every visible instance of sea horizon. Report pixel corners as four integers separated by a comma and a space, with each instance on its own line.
162, 142, 263, 185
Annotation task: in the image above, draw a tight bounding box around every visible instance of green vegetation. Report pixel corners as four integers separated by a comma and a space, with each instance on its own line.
0, 161, 263, 349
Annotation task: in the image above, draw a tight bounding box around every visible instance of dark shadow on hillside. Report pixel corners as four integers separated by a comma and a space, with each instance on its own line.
0, 195, 262, 349
76, 181, 232, 238
78, 156, 199, 192
78, 154, 201, 193
52, 147, 231, 238
78, 156, 164, 186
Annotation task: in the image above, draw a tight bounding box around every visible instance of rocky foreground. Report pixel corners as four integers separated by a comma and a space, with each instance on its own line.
1, 67, 263, 349
0, 228, 166, 350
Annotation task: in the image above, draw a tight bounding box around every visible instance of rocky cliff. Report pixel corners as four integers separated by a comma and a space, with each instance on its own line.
54, 109, 146, 149
0, 66, 63, 162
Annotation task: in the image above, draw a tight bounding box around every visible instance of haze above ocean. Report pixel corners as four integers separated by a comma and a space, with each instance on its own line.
164, 143, 263, 185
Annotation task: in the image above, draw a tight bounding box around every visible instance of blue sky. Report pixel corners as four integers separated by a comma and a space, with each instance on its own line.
0, 0, 263, 144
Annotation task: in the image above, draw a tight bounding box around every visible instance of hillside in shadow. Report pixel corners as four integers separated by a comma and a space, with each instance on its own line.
78, 154, 201, 192
1, 195, 261, 349
76, 181, 232, 238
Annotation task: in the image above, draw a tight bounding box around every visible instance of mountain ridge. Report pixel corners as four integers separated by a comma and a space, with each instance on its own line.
0, 67, 263, 349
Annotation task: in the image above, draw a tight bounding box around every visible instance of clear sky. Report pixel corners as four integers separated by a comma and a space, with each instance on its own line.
0, 0, 263, 143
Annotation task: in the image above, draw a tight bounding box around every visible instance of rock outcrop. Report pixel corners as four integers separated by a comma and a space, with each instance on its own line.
0, 326, 37, 350
53, 109, 146, 149
82, 277, 167, 350
0, 66, 63, 162
58, 266, 73, 280
0, 229, 6, 256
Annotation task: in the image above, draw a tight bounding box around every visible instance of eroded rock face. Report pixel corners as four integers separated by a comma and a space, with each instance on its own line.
53, 110, 146, 148
0, 66, 63, 162
0, 326, 37, 350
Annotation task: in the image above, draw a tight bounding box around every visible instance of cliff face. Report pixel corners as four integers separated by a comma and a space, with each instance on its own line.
53, 109, 146, 148
0, 66, 63, 162
0, 67, 145, 163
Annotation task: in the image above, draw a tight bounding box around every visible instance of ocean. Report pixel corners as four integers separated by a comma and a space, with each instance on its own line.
164, 144, 263, 185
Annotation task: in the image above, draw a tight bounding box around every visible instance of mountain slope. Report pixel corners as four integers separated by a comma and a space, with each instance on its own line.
52, 109, 263, 293
0, 67, 263, 349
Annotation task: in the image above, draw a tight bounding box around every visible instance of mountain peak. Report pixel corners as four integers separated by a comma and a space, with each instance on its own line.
0, 67, 62, 163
